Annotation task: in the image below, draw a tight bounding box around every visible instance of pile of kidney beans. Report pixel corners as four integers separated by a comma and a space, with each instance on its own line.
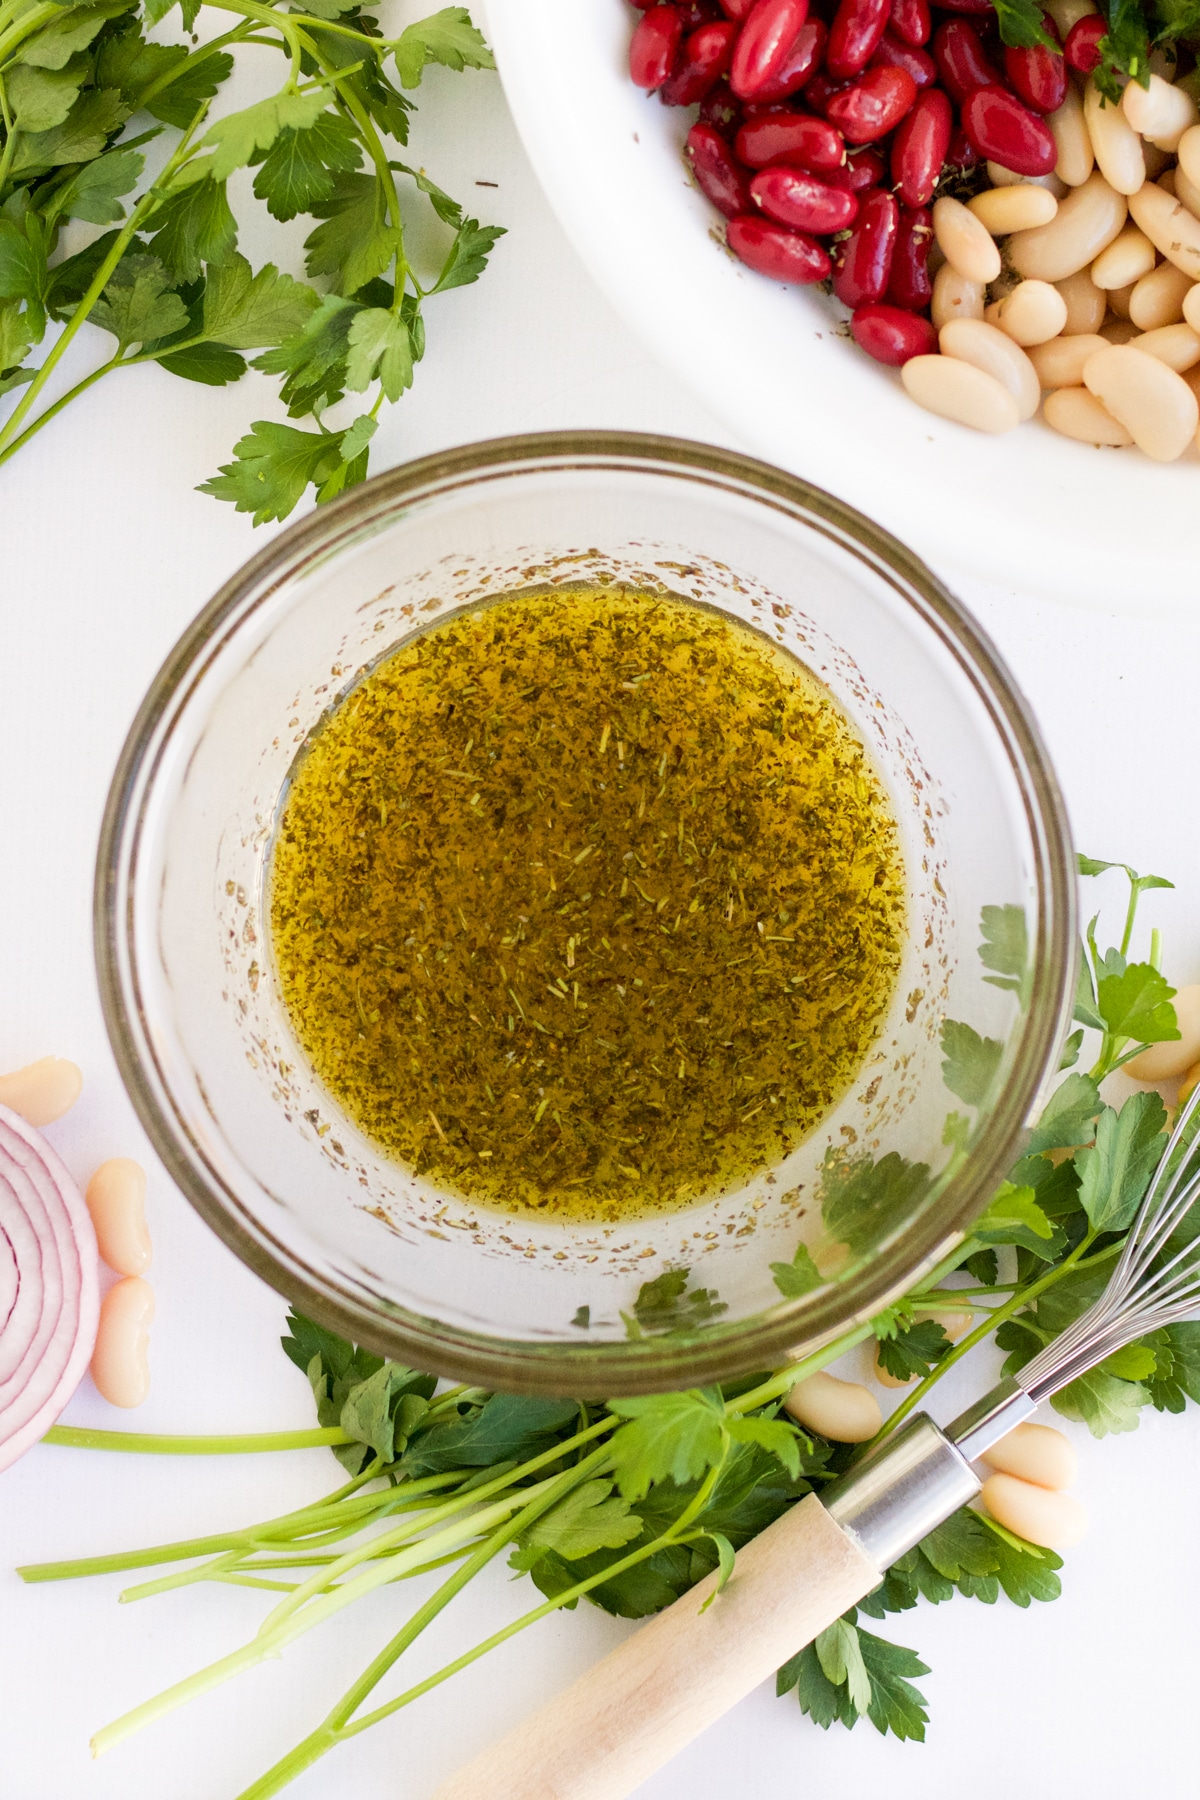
627, 0, 1089, 365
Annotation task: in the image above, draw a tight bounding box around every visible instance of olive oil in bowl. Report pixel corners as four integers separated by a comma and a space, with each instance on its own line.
269, 585, 904, 1223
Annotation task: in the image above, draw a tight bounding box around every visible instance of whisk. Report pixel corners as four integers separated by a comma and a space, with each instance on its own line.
434, 1085, 1200, 1800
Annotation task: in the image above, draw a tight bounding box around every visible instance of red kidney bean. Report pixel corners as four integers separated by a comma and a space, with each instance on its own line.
833, 186, 899, 303
662, 19, 740, 103
686, 122, 754, 215
851, 300, 937, 361
870, 30, 936, 87
751, 163, 861, 229
727, 213, 832, 280
736, 110, 847, 169
827, 0, 891, 79
698, 76, 743, 134
886, 205, 934, 305
1004, 14, 1067, 114
749, 18, 827, 99
629, 0, 660, 10
731, 0, 813, 98
825, 65, 917, 141
630, 6, 685, 90
932, 19, 1001, 104
719, 0, 758, 16
962, 82, 1057, 174
824, 144, 887, 188
890, 84, 951, 205
1064, 14, 1106, 73
804, 70, 853, 114
946, 123, 978, 169
889, 0, 930, 47
932, 0, 994, 12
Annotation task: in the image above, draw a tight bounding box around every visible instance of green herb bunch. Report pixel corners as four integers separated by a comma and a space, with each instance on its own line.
990, 0, 1200, 103
0, 0, 500, 518
21, 856, 1200, 1791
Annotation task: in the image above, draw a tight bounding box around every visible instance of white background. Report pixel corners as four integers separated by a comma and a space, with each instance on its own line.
3, 17, 1200, 1799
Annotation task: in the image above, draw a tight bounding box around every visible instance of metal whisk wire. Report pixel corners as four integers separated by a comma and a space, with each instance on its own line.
1020, 1081, 1200, 1405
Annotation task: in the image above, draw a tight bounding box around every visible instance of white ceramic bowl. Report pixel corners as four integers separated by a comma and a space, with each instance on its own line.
485, 0, 1200, 611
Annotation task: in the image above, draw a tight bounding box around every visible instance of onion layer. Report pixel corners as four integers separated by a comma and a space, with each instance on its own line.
0, 1102, 99, 1472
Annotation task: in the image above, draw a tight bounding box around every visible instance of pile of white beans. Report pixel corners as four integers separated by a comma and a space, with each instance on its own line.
902, 4, 1200, 460
784, 1371, 1087, 1548
0, 1056, 153, 1408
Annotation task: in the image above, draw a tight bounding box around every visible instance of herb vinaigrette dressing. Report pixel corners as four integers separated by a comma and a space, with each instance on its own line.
269, 586, 905, 1223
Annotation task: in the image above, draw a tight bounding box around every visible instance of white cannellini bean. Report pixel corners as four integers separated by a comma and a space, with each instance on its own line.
1084, 77, 1147, 195
1122, 72, 1199, 152
1049, 83, 1094, 188
1054, 268, 1107, 332
1173, 163, 1200, 222
1125, 983, 1200, 1078
1044, 0, 1095, 34
1179, 1060, 1200, 1107
1159, 167, 1178, 199
86, 1158, 152, 1277
91, 1276, 154, 1408
1129, 260, 1193, 329
1132, 321, 1200, 371
932, 196, 1002, 282
1009, 172, 1127, 281
987, 163, 1065, 194
990, 279, 1070, 346
783, 1371, 881, 1443
969, 185, 1057, 234
981, 1474, 1087, 1549
900, 354, 1021, 432
1183, 283, 1200, 330
1128, 180, 1200, 280
981, 1422, 1078, 1491
1028, 332, 1110, 387
931, 262, 985, 329
1179, 123, 1200, 194
1043, 385, 1135, 444
1091, 224, 1157, 289
0, 1056, 83, 1127
1083, 342, 1200, 458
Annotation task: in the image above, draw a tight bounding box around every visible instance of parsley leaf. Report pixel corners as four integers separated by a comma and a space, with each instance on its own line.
1075, 1090, 1168, 1232
198, 419, 346, 525
972, 1180, 1057, 1257
1053, 1367, 1149, 1436
820, 1147, 930, 1255
725, 1414, 804, 1479
621, 1266, 727, 1337
156, 340, 246, 385
201, 254, 319, 349
90, 253, 187, 348
252, 292, 357, 413
304, 171, 402, 296
979, 902, 1030, 1003
148, 178, 237, 283
13, 86, 127, 173
253, 112, 362, 221
513, 1479, 643, 1566
1096, 0, 1152, 98
432, 215, 505, 292
16, 5, 122, 73
345, 304, 413, 400
202, 88, 328, 182
780, 1613, 931, 1741
52, 146, 143, 224
6, 62, 85, 133
876, 1318, 951, 1382
993, 0, 1061, 44
393, 7, 496, 88
770, 1240, 823, 1299
941, 1019, 1004, 1106
1027, 1071, 1101, 1154
1097, 961, 1179, 1046
607, 1389, 727, 1500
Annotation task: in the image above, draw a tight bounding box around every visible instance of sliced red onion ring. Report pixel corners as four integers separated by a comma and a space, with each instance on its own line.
0, 1103, 99, 1472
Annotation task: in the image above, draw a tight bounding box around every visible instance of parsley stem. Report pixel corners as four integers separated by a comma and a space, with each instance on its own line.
724, 1320, 878, 1417
0, 72, 14, 195
0, 2, 58, 69
866, 1226, 1100, 1447
42, 1424, 354, 1454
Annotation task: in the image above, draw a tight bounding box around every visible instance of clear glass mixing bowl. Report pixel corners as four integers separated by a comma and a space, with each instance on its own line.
95, 434, 1076, 1394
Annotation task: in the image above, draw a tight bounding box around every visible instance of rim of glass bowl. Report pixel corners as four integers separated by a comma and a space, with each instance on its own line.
95, 431, 1077, 1395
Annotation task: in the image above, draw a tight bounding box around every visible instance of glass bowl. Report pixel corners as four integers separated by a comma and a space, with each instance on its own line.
95, 433, 1076, 1394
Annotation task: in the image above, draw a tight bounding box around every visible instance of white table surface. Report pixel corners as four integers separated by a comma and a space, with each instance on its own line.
4, 26, 1200, 1800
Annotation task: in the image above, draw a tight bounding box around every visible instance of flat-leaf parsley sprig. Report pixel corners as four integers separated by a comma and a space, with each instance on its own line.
0, 1, 501, 518
19, 856, 1200, 1781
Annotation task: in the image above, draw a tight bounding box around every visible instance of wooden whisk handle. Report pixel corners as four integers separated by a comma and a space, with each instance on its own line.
431, 1493, 880, 1800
